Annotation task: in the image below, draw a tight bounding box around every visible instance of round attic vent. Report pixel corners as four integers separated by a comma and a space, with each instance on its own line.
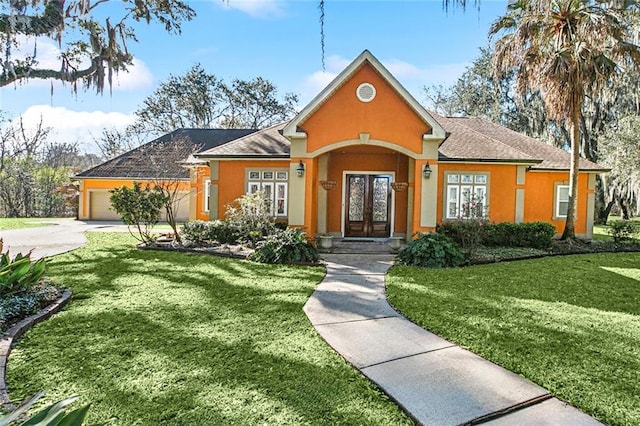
356, 83, 376, 102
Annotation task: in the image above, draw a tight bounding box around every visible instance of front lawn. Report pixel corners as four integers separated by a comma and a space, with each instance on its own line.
0, 218, 63, 230
7, 233, 411, 425
387, 253, 640, 426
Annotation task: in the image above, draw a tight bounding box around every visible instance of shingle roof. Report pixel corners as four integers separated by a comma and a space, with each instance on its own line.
76, 128, 257, 179
196, 122, 290, 158
78, 117, 606, 178
437, 115, 606, 171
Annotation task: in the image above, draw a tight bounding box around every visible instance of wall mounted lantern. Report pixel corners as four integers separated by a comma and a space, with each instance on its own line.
423, 162, 432, 179
296, 160, 305, 177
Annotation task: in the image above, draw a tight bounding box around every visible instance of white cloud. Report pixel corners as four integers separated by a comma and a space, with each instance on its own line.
7, 36, 153, 92
298, 54, 469, 105
13, 105, 135, 153
298, 55, 352, 104
110, 58, 154, 91
385, 59, 469, 86
217, 0, 285, 18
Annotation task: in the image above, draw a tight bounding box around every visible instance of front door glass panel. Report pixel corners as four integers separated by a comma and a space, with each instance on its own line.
345, 174, 391, 238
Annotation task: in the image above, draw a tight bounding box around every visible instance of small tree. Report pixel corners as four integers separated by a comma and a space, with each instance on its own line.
153, 179, 188, 244
110, 182, 168, 244
225, 190, 275, 247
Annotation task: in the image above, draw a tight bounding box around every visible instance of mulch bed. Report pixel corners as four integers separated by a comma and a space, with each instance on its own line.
470, 239, 640, 265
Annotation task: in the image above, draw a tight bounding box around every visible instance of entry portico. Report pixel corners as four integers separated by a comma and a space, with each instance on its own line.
283, 50, 446, 239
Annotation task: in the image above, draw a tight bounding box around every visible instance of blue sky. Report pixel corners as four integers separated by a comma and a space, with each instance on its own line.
0, 0, 508, 152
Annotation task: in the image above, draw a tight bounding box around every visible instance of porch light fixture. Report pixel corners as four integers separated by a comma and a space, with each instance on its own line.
423, 162, 432, 179
296, 161, 305, 177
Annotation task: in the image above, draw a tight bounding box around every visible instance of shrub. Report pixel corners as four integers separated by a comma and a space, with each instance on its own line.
110, 182, 168, 244
437, 220, 486, 258
181, 220, 240, 246
250, 228, 319, 264
481, 222, 555, 249
397, 233, 464, 268
0, 283, 62, 332
274, 220, 288, 231
0, 239, 46, 298
181, 220, 211, 246
438, 221, 555, 250
608, 220, 638, 243
225, 191, 276, 245
1, 392, 90, 426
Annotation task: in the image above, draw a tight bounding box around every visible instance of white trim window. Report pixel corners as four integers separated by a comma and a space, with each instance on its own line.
445, 173, 488, 219
555, 184, 570, 218
247, 170, 288, 217
203, 179, 211, 212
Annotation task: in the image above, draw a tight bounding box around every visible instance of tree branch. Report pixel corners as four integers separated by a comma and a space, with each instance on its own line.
0, 0, 64, 36
0, 57, 98, 87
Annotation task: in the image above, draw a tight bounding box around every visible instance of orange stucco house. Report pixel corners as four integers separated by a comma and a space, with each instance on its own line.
76, 50, 605, 240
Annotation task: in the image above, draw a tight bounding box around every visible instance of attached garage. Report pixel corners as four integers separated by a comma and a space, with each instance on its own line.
75, 128, 257, 222
88, 190, 190, 222
89, 191, 120, 221
161, 193, 190, 222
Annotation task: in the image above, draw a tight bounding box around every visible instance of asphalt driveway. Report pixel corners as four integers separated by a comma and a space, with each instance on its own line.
0, 219, 129, 259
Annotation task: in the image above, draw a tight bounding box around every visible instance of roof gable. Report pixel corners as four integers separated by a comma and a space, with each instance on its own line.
283, 50, 446, 141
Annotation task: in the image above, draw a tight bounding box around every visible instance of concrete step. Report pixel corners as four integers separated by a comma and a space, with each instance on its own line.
319, 239, 404, 254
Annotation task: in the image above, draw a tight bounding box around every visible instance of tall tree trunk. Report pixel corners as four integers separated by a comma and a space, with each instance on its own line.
601, 199, 615, 224
594, 175, 609, 224
619, 200, 630, 220
561, 109, 581, 240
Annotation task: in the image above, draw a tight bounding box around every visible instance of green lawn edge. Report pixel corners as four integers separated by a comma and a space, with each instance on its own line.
387, 253, 640, 426
0, 218, 68, 231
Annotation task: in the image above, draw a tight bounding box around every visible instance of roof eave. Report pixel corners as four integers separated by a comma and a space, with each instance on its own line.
529, 167, 610, 172
195, 154, 291, 160
438, 157, 542, 165
73, 175, 190, 181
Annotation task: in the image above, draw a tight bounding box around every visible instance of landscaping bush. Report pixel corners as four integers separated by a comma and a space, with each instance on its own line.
1, 392, 90, 426
110, 182, 167, 244
436, 220, 486, 257
0, 239, 61, 332
438, 221, 555, 250
181, 220, 240, 246
397, 233, 464, 268
181, 220, 211, 246
0, 240, 46, 298
481, 222, 555, 249
608, 220, 638, 243
0, 283, 62, 332
250, 228, 319, 264
225, 191, 276, 246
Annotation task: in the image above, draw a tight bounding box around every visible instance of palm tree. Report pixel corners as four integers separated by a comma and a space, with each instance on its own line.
490, 0, 640, 239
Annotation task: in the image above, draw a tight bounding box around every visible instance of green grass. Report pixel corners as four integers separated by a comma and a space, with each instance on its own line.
7, 233, 411, 425
0, 218, 65, 230
593, 215, 640, 241
387, 254, 640, 426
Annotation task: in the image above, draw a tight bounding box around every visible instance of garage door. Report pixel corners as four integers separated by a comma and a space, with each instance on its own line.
89, 191, 121, 221
90, 190, 190, 222
161, 192, 190, 222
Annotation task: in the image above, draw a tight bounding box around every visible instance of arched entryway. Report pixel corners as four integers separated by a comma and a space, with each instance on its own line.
315, 144, 411, 239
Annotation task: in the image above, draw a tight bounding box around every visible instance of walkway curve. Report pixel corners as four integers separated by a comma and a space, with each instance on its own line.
304, 254, 602, 426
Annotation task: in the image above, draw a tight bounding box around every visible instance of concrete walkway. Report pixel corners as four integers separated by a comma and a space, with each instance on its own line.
304, 254, 602, 426
0, 219, 128, 259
